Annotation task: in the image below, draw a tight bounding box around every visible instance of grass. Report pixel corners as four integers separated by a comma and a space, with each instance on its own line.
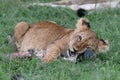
0, 0, 120, 80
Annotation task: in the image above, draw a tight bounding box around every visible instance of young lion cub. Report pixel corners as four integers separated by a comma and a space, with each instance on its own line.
11, 17, 109, 63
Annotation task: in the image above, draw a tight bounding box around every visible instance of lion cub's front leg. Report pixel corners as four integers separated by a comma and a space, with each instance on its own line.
43, 44, 61, 63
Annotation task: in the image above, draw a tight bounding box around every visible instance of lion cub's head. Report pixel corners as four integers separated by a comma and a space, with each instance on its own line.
67, 18, 109, 59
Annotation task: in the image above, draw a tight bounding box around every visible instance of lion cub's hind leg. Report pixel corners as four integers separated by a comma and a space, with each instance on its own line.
14, 22, 30, 41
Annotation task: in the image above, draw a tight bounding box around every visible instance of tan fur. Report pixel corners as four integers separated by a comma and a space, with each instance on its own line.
98, 40, 109, 53
13, 22, 30, 51
13, 18, 109, 62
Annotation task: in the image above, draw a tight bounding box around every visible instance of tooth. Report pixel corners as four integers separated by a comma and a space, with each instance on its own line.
69, 49, 72, 56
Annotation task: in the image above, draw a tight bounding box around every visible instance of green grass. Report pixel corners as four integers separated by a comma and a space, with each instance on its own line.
0, 0, 120, 80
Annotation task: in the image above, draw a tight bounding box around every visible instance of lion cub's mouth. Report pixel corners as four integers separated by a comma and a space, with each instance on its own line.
63, 49, 78, 62
64, 48, 94, 62
67, 48, 78, 57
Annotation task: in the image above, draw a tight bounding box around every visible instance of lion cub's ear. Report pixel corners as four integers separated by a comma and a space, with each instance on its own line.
98, 39, 109, 53
76, 18, 90, 31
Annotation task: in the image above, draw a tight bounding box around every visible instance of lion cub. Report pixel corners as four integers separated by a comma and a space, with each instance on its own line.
12, 18, 109, 63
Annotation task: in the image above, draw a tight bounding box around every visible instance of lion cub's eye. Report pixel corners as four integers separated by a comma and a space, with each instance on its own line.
78, 36, 82, 41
